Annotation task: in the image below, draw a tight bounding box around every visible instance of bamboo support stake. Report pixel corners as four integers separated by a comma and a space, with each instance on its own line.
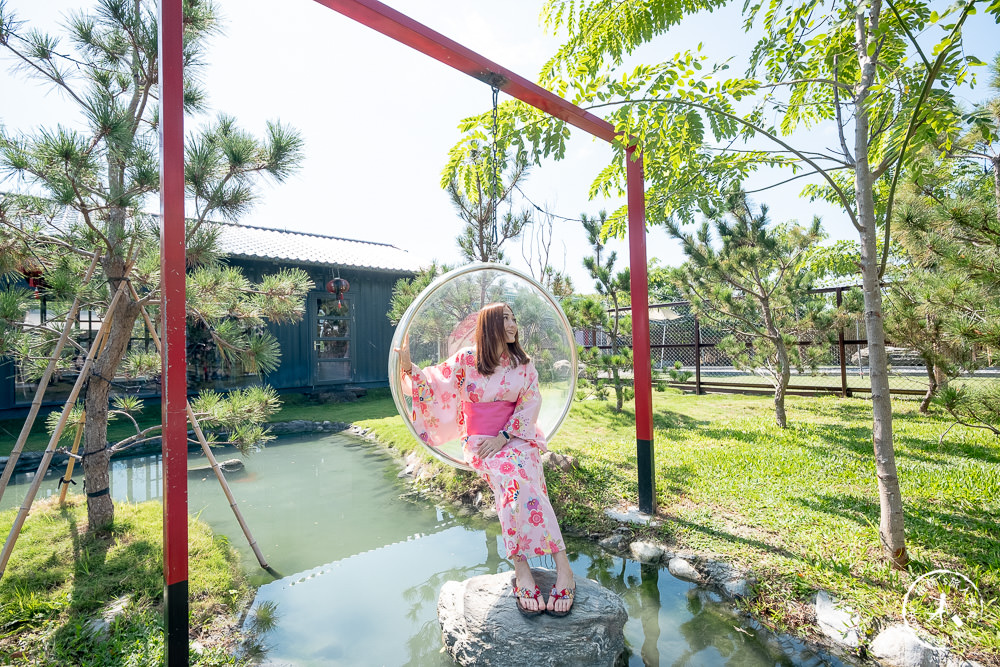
0, 281, 129, 580
185, 403, 269, 568
58, 411, 86, 505
0, 254, 101, 504
131, 289, 269, 568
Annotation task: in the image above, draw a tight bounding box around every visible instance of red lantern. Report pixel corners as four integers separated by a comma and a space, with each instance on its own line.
24, 270, 45, 299
326, 277, 350, 307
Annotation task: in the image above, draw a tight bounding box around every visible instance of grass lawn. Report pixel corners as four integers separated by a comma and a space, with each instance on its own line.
0, 497, 258, 665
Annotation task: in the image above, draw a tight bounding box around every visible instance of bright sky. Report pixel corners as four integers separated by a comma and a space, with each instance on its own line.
1, 1, 996, 291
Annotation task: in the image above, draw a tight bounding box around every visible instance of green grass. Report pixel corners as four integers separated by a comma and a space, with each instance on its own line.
556, 393, 999, 662
0, 497, 253, 665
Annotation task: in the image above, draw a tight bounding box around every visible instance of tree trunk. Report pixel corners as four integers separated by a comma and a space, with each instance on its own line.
854, 0, 909, 569
919, 355, 937, 414
82, 281, 141, 530
773, 346, 790, 429
993, 155, 1000, 226
761, 299, 790, 428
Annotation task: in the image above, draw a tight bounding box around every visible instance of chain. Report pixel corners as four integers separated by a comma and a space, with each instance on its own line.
490, 86, 501, 248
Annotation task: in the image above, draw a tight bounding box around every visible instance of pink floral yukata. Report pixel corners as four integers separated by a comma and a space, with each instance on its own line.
406, 347, 566, 559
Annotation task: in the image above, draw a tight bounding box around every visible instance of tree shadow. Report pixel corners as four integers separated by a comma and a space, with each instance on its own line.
658, 512, 808, 566
794, 493, 1000, 573
656, 463, 696, 500
46, 512, 162, 662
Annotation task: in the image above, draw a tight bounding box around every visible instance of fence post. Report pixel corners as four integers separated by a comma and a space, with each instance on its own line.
694, 316, 702, 395
837, 288, 849, 398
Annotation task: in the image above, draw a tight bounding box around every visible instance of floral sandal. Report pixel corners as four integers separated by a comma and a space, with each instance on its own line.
548, 585, 576, 617
511, 577, 544, 617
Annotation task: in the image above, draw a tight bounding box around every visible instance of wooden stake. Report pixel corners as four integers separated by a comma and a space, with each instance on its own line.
0, 281, 129, 580
131, 287, 269, 568
0, 254, 101, 504
58, 411, 86, 505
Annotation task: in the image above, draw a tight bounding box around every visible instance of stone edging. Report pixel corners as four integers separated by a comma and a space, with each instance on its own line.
599, 509, 984, 667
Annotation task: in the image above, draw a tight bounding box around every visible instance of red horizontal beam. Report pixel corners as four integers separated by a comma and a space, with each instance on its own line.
312, 0, 617, 143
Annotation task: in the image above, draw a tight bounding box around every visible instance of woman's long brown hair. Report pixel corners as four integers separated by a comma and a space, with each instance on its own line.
475, 302, 530, 376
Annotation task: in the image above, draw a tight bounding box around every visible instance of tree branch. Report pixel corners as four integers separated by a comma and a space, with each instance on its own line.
878, 3, 976, 278
587, 97, 863, 232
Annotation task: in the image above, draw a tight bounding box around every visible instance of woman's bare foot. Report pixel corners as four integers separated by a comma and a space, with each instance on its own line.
547, 550, 576, 614
512, 557, 543, 613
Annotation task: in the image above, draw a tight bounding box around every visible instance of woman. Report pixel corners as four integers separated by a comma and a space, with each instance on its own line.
397, 302, 575, 616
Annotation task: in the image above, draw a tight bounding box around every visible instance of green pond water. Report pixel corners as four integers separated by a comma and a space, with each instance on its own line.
1, 432, 854, 666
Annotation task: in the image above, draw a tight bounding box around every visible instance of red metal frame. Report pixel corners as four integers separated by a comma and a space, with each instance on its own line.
308, 1, 656, 514
158, 0, 188, 663
159, 0, 657, 654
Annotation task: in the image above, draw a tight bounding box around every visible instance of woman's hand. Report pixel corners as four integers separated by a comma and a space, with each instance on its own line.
477, 434, 508, 459
394, 334, 412, 375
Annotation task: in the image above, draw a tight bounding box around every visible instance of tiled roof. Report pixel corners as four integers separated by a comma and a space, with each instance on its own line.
3, 196, 423, 274
211, 221, 423, 274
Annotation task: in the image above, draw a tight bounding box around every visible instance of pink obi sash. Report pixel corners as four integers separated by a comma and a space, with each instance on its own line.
463, 401, 516, 436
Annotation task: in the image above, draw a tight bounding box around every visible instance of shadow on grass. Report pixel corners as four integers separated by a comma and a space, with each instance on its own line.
660, 511, 807, 566
569, 400, 708, 432
795, 493, 1000, 574
46, 511, 162, 662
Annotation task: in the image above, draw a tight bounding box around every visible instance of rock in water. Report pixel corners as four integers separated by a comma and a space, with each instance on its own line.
438, 568, 627, 666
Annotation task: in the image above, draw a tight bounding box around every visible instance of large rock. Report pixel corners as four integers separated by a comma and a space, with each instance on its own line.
630, 541, 665, 563
438, 568, 627, 666
814, 591, 860, 649
870, 623, 949, 667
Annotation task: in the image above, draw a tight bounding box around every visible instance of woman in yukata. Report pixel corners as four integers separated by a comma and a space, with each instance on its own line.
397, 302, 575, 616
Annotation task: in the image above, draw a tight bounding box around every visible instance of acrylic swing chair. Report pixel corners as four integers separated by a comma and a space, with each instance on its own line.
387, 86, 577, 471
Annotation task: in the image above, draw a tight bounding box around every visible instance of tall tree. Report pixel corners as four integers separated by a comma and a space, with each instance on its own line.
445, 0, 998, 568
668, 190, 834, 427
0, 0, 310, 530
894, 161, 1000, 436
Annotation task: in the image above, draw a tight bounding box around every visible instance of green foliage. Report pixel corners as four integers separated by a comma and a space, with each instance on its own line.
188, 386, 282, 453
387, 262, 447, 326
668, 190, 835, 426
891, 145, 1000, 422
666, 360, 693, 383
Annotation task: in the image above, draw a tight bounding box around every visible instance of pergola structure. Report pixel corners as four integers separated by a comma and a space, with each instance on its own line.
158, 0, 655, 662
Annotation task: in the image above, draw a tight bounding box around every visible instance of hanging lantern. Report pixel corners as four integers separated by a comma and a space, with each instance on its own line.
326, 277, 350, 308
23, 270, 45, 299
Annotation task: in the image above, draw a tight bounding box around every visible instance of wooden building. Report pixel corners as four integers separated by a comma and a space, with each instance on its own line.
0, 220, 423, 419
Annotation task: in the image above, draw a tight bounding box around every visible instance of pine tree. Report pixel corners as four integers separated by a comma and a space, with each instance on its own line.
668, 190, 834, 427
0, 0, 311, 530
576, 211, 633, 411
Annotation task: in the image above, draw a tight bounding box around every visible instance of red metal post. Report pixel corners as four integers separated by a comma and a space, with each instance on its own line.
158, 0, 188, 662
626, 146, 655, 514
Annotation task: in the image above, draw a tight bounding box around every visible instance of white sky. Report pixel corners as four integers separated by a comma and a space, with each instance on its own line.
1, 0, 996, 290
